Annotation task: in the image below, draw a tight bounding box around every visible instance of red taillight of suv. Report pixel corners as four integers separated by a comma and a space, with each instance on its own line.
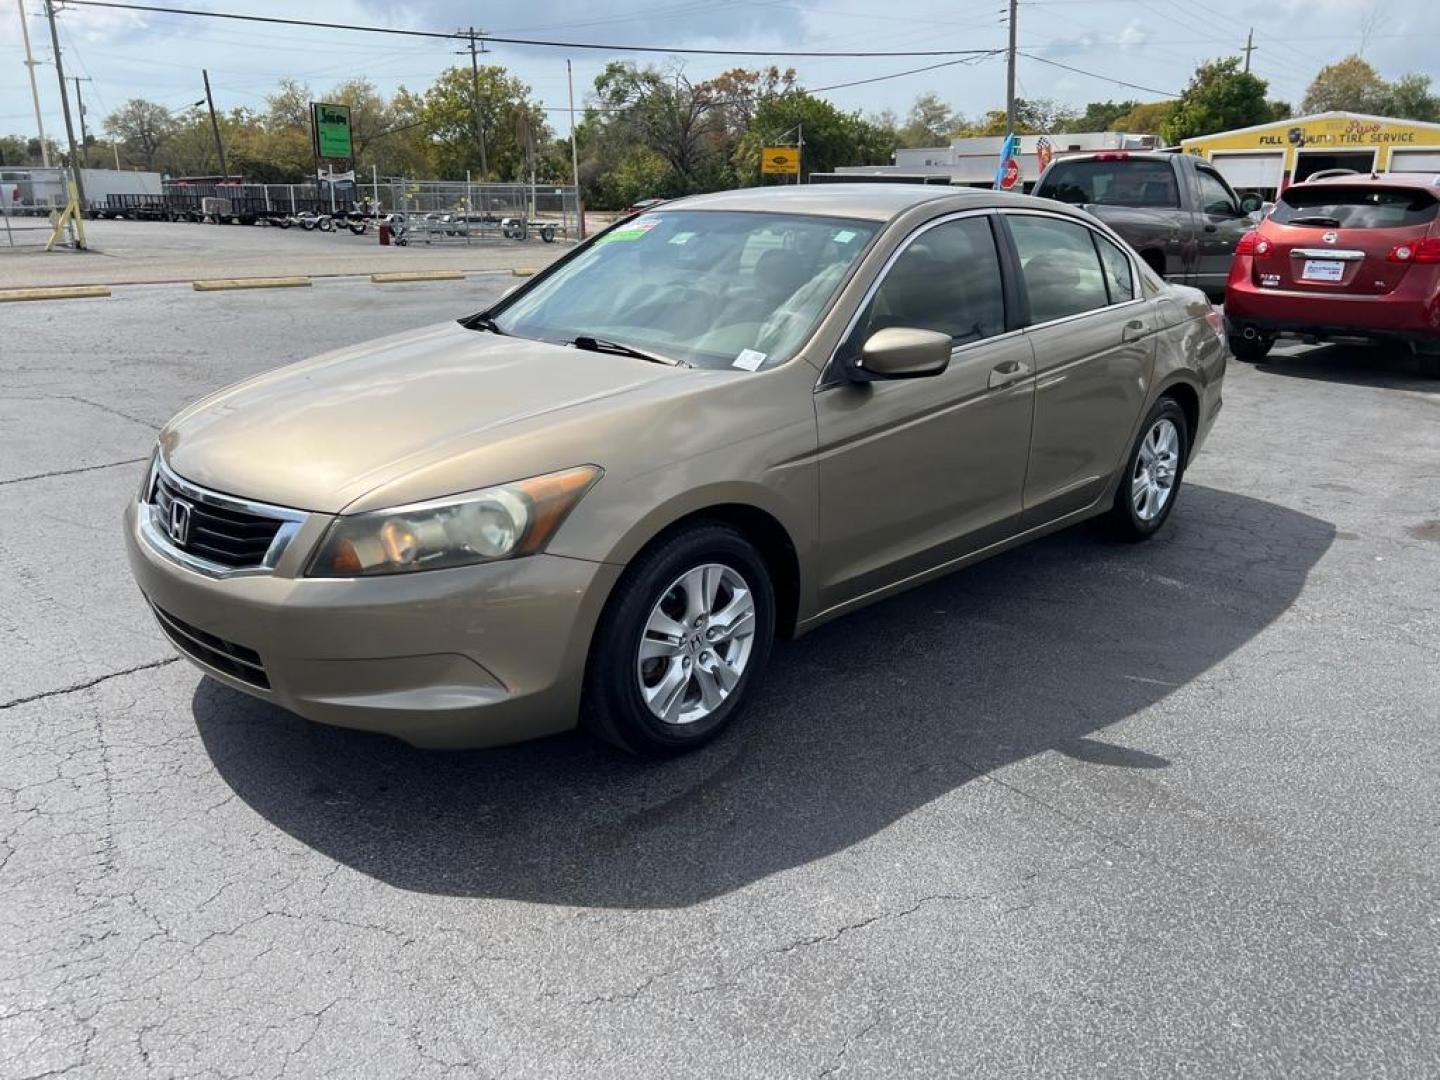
1387, 237, 1440, 264
1234, 231, 1271, 257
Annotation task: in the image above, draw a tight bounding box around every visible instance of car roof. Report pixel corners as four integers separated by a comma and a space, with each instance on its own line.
1298, 172, 1440, 190
661, 183, 1041, 222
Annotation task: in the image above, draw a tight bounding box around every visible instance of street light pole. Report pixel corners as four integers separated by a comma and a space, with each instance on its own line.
17, 0, 51, 166
43, 0, 85, 209
567, 58, 583, 238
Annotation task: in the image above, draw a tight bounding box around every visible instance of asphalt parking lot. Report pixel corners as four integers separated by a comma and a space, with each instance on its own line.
2, 279, 1438, 1078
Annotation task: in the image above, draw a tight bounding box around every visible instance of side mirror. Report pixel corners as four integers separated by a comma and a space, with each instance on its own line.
852, 327, 952, 381
1238, 192, 1265, 215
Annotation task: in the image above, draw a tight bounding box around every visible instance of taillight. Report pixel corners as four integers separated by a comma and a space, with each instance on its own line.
1388, 237, 1440, 263
1091, 152, 1131, 161
1205, 307, 1224, 336
1235, 231, 1268, 256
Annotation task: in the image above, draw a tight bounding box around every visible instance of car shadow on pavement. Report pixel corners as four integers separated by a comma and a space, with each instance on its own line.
1254, 344, 1439, 391
194, 484, 1333, 909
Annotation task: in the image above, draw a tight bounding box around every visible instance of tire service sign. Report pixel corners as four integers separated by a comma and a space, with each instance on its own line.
312, 102, 353, 160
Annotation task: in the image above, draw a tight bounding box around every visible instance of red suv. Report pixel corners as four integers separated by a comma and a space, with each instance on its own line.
1225, 173, 1440, 375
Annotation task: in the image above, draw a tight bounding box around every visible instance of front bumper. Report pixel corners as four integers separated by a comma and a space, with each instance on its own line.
125, 500, 621, 748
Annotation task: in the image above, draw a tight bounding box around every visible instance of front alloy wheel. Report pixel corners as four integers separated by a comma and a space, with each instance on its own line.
583, 524, 775, 755
637, 564, 757, 725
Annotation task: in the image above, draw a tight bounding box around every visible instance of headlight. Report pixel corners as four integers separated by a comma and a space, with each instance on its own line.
306, 465, 601, 577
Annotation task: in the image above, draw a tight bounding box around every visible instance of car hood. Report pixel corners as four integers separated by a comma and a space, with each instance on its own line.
161, 321, 685, 514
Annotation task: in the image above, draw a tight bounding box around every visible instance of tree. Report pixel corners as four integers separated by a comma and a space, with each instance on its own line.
954, 98, 1080, 136
1379, 73, 1439, 122
1075, 100, 1140, 131
414, 65, 549, 181
103, 98, 175, 170
593, 63, 720, 187
1162, 58, 1273, 143
1112, 101, 1174, 134
737, 91, 892, 180
1302, 55, 1389, 114
899, 92, 957, 147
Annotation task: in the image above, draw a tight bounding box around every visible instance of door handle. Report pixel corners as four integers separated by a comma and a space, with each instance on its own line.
1121, 319, 1147, 343
988, 359, 1031, 390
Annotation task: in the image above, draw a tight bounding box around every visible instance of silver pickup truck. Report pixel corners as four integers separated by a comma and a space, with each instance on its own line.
1034, 151, 1264, 299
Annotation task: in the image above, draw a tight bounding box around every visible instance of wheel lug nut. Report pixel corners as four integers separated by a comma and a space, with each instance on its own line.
706, 628, 719, 640
699, 652, 710, 662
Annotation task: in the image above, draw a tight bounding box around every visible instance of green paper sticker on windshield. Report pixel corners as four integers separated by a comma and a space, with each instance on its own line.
598, 218, 660, 244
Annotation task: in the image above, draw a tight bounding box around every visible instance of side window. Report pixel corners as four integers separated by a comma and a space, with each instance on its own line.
850, 216, 1006, 350
1196, 169, 1240, 216
1094, 233, 1135, 303
1008, 215, 1110, 324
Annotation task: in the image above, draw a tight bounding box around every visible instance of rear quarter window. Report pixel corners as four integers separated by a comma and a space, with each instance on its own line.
1271, 185, 1439, 229
1036, 160, 1181, 209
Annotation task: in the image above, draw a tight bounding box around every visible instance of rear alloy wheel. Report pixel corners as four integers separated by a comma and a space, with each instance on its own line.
1228, 334, 1273, 362
1108, 398, 1188, 541
583, 525, 775, 755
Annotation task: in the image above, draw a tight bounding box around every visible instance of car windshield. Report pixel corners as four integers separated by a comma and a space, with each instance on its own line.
489, 210, 881, 370
1270, 185, 1439, 229
1036, 159, 1181, 208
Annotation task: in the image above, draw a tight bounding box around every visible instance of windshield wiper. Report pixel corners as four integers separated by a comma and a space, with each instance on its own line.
464, 313, 505, 334
1287, 214, 1342, 227
571, 336, 683, 367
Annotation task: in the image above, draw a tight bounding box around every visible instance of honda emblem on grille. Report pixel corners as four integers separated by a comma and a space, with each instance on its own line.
1322, 230, 1339, 245
167, 499, 193, 547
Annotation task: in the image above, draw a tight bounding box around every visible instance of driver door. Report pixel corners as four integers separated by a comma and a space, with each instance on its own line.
1193, 165, 1252, 293
812, 212, 1035, 612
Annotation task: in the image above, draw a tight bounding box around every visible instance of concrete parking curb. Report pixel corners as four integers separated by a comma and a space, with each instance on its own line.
512, 268, 536, 277
369, 270, 468, 283
0, 285, 112, 303
192, 277, 312, 292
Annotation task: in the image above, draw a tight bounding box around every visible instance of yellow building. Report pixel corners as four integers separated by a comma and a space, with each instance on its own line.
1181, 111, 1440, 196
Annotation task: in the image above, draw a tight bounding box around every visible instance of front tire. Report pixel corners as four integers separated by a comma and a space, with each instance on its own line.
582, 524, 775, 756
1107, 397, 1188, 541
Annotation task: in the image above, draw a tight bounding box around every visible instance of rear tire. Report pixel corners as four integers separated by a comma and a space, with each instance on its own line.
1228, 334, 1273, 362
1106, 397, 1189, 542
582, 524, 775, 756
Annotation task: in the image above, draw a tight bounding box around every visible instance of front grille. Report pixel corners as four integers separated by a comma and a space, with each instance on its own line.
151, 471, 284, 569
150, 603, 270, 690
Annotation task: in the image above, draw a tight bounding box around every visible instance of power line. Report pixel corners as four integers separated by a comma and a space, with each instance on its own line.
1018, 52, 1180, 97
58, 1, 1000, 57
808, 52, 1001, 94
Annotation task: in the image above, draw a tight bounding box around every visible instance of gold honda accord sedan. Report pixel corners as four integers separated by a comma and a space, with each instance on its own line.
125, 185, 1226, 754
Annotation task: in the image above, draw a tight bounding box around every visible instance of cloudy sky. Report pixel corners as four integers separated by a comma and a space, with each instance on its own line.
1, 0, 1435, 149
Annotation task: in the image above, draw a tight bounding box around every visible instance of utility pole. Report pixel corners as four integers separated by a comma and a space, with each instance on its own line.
567, 58, 583, 238
1242, 27, 1256, 74
70, 75, 91, 166
201, 68, 227, 178
457, 27, 489, 180
42, 0, 84, 209
1005, 0, 1018, 135
17, 0, 51, 166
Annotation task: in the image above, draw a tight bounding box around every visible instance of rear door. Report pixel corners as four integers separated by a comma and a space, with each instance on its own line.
1192, 164, 1254, 292
1249, 183, 1440, 296
1000, 211, 1156, 524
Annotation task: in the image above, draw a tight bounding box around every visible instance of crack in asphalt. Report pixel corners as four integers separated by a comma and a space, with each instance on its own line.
0, 657, 178, 711
0, 456, 149, 488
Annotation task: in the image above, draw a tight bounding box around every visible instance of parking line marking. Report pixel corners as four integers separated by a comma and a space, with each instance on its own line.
369, 270, 468, 283
0, 285, 112, 303
192, 277, 311, 292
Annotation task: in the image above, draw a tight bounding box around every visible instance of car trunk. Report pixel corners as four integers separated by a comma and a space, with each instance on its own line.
1252, 183, 1439, 296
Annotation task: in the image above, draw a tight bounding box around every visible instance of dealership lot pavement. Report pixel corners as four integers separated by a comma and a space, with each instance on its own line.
2, 281, 1438, 1078
0, 218, 569, 289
